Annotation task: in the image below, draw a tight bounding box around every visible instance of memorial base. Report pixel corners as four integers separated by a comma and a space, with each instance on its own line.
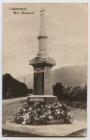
3, 120, 87, 137
27, 95, 58, 104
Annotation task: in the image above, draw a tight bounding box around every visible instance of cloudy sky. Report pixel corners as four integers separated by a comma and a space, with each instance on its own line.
3, 3, 88, 80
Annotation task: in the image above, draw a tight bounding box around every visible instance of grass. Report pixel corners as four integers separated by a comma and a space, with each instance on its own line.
2, 100, 26, 124
71, 108, 87, 121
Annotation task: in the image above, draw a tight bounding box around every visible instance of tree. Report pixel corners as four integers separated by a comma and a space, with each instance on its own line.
69, 86, 84, 102
3, 73, 30, 99
81, 85, 87, 102
53, 83, 65, 100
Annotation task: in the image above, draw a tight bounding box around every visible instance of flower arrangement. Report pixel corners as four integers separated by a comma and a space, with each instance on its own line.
14, 102, 73, 125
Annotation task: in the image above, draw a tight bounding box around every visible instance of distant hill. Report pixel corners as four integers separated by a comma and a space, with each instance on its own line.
52, 65, 87, 87
18, 65, 87, 89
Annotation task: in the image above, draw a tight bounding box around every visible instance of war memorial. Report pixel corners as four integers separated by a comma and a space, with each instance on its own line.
3, 9, 87, 137
29, 9, 57, 103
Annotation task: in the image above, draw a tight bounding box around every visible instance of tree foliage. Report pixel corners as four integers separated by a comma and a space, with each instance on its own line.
3, 73, 31, 99
53, 82, 87, 102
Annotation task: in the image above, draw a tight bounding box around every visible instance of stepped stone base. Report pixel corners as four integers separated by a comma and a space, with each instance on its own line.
27, 95, 58, 104
3, 120, 86, 137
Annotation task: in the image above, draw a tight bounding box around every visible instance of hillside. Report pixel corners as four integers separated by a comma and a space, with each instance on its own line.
52, 65, 87, 87
18, 65, 87, 89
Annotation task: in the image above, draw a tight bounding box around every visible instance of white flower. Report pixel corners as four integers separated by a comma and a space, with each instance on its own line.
23, 113, 29, 121
29, 107, 32, 111
22, 120, 26, 125
48, 115, 53, 120
67, 112, 70, 115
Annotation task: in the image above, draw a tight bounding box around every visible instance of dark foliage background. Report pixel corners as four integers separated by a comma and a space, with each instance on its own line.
2, 74, 32, 99
3, 74, 87, 104
53, 83, 87, 103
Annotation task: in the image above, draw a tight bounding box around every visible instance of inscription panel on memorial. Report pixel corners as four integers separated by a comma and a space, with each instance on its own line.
34, 67, 47, 73
34, 67, 44, 95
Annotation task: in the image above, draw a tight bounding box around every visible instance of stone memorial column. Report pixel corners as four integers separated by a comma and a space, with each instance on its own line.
29, 9, 57, 102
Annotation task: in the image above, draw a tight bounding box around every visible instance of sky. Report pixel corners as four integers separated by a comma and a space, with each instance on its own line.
3, 3, 88, 81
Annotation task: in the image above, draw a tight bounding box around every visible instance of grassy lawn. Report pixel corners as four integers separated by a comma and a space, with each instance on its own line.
71, 108, 87, 121
2, 99, 26, 124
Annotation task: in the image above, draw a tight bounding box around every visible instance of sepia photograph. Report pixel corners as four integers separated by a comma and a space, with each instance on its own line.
2, 2, 87, 137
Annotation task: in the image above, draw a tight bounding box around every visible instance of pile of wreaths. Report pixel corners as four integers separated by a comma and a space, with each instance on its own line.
14, 102, 73, 125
